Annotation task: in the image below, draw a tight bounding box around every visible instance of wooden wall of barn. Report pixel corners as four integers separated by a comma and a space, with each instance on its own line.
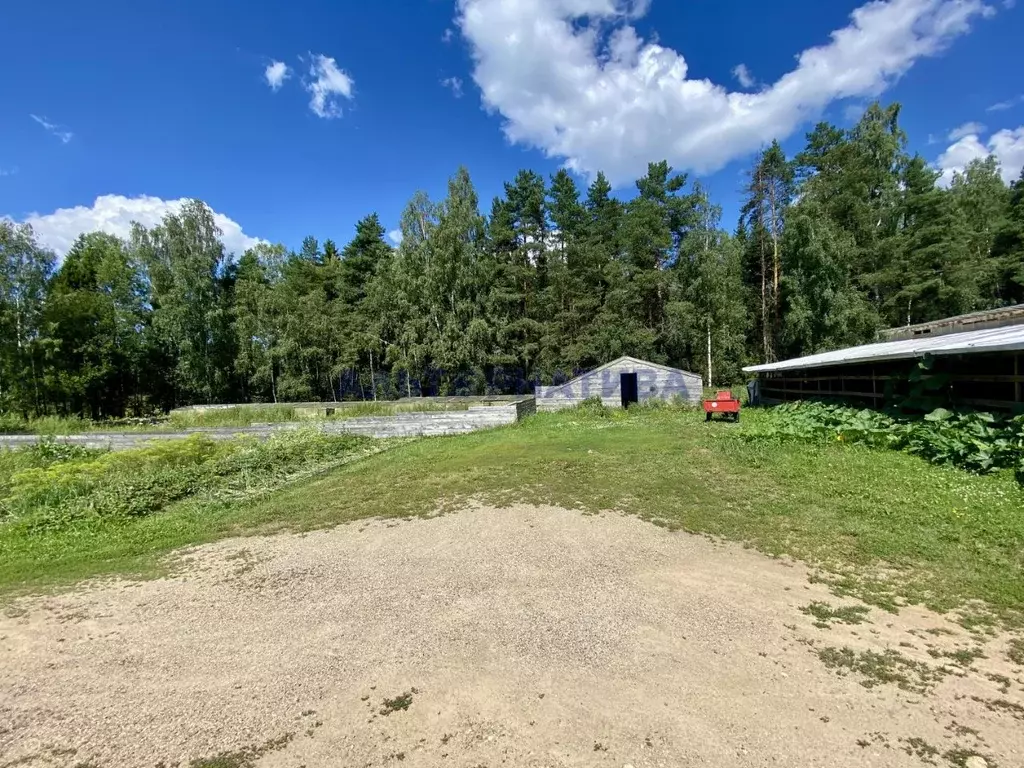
536, 358, 703, 411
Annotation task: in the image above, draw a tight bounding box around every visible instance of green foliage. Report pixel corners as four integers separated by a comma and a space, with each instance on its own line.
2, 101, 1022, 419
168, 405, 301, 429
746, 401, 1024, 478
0, 430, 371, 532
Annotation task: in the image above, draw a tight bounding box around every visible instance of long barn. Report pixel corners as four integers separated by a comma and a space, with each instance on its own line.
744, 305, 1024, 412
536, 357, 703, 411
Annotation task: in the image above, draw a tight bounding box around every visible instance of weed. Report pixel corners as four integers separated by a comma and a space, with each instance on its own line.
188, 734, 293, 768
742, 401, 1024, 479
927, 647, 986, 668
944, 747, 996, 767
970, 696, 1024, 721
945, 721, 980, 739
379, 690, 415, 715
1008, 638, 1024, 666
817, 646, 945, 694
593, 743, 608, 752
801, 601, 871, 629
900, 736, 940, 762
985, 673, 1012, 694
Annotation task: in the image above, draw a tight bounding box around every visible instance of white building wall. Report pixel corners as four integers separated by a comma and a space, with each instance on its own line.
537, 357, 702, 411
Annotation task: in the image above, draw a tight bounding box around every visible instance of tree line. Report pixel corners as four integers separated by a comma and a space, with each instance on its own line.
2, 102, 1023, 418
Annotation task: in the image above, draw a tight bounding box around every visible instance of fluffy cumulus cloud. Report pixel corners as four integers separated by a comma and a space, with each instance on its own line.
948, 121, 986, 140
264, 60, 291, 91
305, 54, 354, 119
937, 126, 1024, 185
19, 195, 263, 257
457, 0, 996, 184
387, 229, 403, 246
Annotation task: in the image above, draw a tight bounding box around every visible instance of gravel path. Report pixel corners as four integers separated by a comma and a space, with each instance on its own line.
1, 505, 1022, 767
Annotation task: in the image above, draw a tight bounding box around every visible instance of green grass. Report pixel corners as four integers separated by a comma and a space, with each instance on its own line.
166, 401, 470, 429
800, 601, 871, 628
817, 646, 946, 693
1, 405, 1023, 626
0, 401, 473, 434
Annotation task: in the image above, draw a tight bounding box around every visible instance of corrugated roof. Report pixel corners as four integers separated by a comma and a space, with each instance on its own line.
743, 325, 1024, 373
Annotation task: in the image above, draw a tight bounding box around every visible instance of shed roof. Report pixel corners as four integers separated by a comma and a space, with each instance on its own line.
571, 356, 701, 380
743, 325, 1024, 374
540, 356, 701, 396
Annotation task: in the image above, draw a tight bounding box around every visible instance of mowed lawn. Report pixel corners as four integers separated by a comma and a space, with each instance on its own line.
2, 405, 1023, 623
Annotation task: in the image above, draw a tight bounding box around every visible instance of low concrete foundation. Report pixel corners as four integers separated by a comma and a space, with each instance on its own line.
0, 399, 537, 451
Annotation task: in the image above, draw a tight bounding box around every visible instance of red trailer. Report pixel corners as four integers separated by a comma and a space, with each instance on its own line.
703, 390, 740, 422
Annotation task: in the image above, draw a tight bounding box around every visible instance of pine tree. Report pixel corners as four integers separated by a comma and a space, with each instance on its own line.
887, 156, 974, 324
740, 141, 794, 362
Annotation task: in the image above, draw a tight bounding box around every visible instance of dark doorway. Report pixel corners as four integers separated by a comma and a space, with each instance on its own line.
620, 372, 639, 409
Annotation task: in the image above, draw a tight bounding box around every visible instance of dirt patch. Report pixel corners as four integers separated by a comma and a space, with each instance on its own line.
1, 505, 1022, 767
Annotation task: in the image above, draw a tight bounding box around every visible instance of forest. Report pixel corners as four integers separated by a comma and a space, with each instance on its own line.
2, 102, 1023, 419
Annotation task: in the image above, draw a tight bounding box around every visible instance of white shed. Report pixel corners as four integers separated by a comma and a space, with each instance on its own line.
536, 356, 703, 412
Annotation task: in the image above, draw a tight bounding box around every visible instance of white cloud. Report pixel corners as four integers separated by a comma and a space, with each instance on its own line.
442, 28, 455, 43
457, 0, 996, 184
387, 229, 403, 246
948, 121, 986, 140
17, 194, 264, 257
264, 60, 291, 91
987, 95, 1023, 112
30, 114, 73, 144
304, 54, 354, 119
441, 76, 464, 98
0, 167, 17, 177
937, 126, 1024, 185
732, 64, 756, 89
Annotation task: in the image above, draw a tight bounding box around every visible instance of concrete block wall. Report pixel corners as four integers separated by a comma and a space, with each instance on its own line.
0, 403, 531, 451
537, 358, 702, 412
322, 404, 520, 438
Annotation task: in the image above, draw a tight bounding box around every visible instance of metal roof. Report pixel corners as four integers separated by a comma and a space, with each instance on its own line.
743, 325, 1024, 374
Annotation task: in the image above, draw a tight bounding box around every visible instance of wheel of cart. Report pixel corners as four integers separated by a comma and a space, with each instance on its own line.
702, 390, 741, 423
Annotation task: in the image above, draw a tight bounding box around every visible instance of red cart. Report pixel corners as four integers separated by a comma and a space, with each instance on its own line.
703, 390, 740, 422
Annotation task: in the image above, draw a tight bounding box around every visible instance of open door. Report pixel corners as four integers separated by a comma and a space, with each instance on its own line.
620, 372, 639, 409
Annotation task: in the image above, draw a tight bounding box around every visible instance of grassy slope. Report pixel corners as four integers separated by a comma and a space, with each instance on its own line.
2, 406, 1022, 621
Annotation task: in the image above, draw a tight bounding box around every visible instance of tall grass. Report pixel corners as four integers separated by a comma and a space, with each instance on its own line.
168, 401, 461, 429
1, 400, 482, 435
167, 405, 301, 429
0, 430, 374, 533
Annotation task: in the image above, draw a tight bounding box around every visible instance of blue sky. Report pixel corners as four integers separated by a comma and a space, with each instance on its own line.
2, 0, 1023, 257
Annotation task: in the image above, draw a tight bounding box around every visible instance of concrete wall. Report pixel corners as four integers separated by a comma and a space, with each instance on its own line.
0, 400, 536, 451
322, 404, 522, 438
536, 358, 702, 412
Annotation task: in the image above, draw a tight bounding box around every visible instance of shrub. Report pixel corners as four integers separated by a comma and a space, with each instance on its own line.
1, 430, 371, 532
746, 401, 1024, 481
573, 397, 612, 418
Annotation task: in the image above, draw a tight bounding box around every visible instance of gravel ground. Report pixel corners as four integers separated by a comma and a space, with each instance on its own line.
1, 504, 1022, 768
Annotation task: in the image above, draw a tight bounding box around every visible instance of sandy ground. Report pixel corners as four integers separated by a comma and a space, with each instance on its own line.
1, 505, 1023, 768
